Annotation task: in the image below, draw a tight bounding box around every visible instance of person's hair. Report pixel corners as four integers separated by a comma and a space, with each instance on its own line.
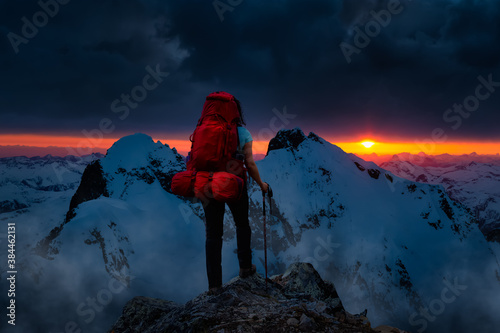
234, 98, 246, 126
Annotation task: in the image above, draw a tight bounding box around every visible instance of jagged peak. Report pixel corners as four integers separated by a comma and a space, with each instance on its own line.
61, 133, 185, 224
266, 127, 325, 156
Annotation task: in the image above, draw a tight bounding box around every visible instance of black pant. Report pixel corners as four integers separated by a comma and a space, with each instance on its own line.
203, 185, 252, 289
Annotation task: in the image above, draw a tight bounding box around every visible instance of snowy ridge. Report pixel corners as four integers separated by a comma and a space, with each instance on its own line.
381, 156, 500, 247
254, 129, 497, 331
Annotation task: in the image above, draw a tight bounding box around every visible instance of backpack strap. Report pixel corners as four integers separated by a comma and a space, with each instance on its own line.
233, 126, 247, 183
236, 125, 241, 153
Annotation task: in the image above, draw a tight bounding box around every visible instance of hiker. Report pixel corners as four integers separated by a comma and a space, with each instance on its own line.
171, 91, 269, 292
202, 95, 268, 293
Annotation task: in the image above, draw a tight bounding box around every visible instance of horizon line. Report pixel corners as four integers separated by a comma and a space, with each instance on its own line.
1, 133, 500, 158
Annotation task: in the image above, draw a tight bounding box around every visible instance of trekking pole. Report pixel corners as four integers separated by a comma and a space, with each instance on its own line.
262, 183, 273, 290
268, 184, 273, 220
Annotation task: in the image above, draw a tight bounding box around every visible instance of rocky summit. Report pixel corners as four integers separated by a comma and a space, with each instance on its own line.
109, 262, 407, 333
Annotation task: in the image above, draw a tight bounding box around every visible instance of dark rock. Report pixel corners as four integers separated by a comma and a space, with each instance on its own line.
483, 223, 500, 243
110, 296, 179, 333
407, 184, 417, 193
299, 313, 316, 330
275, 262, 341, 309
109, 262, 381, 333
0, 199, 28, 213
34, 160, 109, 258
368, 169, 381, 179
385, 174, 393, 183
307, 132, 324, 144
66, 160, 109, 222
354, 162, 366, 171
267, 128, 307, 156
415, 174, 428, 183
439, 198, 454, 221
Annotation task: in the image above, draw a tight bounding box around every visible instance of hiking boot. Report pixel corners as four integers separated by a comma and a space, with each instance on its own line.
239, 264, 256, 278
207, 286, 222, 296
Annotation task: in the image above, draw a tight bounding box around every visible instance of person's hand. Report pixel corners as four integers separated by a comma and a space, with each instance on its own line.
260, 182, 269, 194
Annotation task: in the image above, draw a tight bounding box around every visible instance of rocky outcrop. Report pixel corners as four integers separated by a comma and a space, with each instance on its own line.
109, 263, 407, 333
266, 128, 324, 156
0, 199, 28, 213
353, 161, 383, 180
34, 160, 109, 258
65, 159, 109, 222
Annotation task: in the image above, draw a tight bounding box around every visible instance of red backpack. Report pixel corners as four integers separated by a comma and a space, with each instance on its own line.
171, 92, 246, 202
187, 91, 240, 172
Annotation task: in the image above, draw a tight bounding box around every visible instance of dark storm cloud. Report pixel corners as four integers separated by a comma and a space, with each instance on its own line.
0, 0, 499, 141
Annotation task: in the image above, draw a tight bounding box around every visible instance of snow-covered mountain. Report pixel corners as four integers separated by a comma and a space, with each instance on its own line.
2, 130, 499, 333
0, 154, 102, 251
380, 155, 500, 253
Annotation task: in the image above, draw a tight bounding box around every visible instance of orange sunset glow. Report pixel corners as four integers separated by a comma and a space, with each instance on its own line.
1, 134, 499, 157
334, 140, 500, 156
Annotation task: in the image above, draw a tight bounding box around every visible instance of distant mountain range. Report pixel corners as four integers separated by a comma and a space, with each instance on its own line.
377, 153, 500, 250
0, 145, 108, 158
357, 152, 500, 167
0, 153, 103, 215
1, 130, 499, 333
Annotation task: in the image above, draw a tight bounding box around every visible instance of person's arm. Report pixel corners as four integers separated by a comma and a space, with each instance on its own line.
243, 141, 268, 193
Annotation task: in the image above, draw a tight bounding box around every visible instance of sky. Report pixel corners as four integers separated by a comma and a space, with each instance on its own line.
1, 0, 500, 156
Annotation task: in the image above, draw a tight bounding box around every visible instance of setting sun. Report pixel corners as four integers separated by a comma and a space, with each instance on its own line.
361, 141, 375, 148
